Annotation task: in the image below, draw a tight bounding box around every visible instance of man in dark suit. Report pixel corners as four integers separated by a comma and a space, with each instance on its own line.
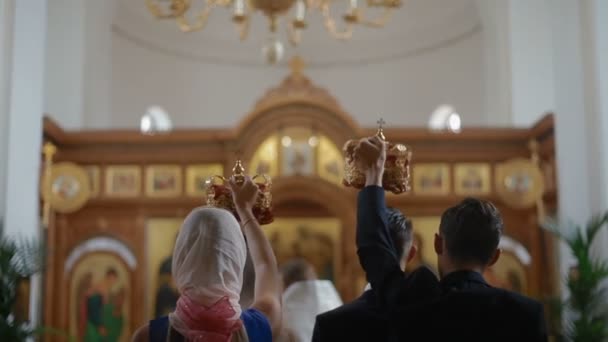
313, 208, 431, 341
315, 135, 547, 341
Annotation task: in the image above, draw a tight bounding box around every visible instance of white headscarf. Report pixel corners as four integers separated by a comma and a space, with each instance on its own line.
281, 280, 343, 342
169, 207, 248, 341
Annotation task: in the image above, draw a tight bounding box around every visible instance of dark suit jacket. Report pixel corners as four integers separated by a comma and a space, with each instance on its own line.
391, 269, 548, 341
313, 186, 440, 342
314, 186, 547, 342
312, 290, 385, 342
313, 269, 436, 342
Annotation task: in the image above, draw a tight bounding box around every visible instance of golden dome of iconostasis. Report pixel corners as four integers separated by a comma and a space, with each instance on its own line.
41, 58, 558, 339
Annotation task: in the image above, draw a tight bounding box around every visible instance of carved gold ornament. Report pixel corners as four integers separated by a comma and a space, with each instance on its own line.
42, 162, 91, 213
495, 158, 544, 209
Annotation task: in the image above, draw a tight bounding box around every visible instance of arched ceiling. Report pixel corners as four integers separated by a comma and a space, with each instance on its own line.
113, 0, 481, 67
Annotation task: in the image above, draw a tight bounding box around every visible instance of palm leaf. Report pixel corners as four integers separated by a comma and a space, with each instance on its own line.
543, 211, 608, 341
0, 221, 68, 340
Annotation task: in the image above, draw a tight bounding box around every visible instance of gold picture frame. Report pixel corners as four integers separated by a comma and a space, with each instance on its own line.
145, 165, 182, 198
42, 162, 91, 213
494, 158, 544, 209
413, 163, 451, 195
186, 164, 224, 197
105, 166, 141, 197
454, 163, 491, 195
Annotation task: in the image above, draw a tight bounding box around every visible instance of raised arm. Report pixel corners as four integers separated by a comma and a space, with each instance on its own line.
229, 177, 282, 335
355, 137, 438, 308
354, 137, 405, 297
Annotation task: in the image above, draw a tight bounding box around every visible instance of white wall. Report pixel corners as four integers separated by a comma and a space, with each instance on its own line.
509, 0, 555, 126
582, 0, 608, 257
110, 30, 484, 129
45, 0, 85, 129
476, 0, 512, 125
45, 0, 116, 130
0, 0, 14, 221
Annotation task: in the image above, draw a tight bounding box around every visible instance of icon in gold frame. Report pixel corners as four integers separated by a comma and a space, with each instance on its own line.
145, 165, 182, 198
105, 166, 141, 197
412, 163, 451, 195
454, 163, 491, 195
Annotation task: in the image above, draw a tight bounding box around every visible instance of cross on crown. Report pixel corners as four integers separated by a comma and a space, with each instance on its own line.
377, 118, 386, 130
376, 118, 386, 140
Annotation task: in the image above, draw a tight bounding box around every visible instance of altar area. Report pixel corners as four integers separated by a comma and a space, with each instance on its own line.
41, 65, 558, 341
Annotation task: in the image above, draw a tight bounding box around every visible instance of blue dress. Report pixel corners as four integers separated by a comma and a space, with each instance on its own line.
149, 308, 271, 342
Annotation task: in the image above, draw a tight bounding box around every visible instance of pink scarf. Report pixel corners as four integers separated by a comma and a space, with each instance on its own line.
174, 295, 243, 342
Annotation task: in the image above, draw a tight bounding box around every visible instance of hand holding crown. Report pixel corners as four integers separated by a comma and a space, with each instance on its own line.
342, 117, 412, 194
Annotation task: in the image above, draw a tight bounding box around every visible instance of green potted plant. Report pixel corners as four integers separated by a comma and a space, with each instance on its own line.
545, 212, 608, 342
0, 219, 72, 341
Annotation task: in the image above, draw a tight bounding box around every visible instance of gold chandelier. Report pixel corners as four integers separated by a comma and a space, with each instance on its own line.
146, 0, 401, 62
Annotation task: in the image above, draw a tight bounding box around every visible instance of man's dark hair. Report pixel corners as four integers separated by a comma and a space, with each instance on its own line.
439, 198, 503, 265
106, 267, 118, 278
386, 207, 413, 259
281, 258, 314, 289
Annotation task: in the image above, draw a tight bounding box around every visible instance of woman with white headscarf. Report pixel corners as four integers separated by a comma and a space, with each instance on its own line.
133, 177, 282, 342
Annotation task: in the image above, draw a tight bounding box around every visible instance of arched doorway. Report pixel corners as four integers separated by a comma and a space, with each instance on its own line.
234, 65, 364, 300
269, 176, 358, 300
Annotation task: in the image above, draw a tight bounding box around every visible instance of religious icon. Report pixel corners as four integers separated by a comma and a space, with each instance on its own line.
317, 136, 344, 186
154, 255, 179, 318
454, 163, 491, 195
145, 165, 182, 197
504, 172, 532, 193
69, 253, 130, 342
52, 175, 81, 200
42, 162, 91, 213
105, 166, 141, 197
495, 158, 544, 208
264, 218, 340, 283
249, 135, 279, 178
146, 219, 183, 319
282, 140, 315, 176
412, 164, 450, 195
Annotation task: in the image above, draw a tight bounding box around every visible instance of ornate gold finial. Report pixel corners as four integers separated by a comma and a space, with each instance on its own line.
43, 142, 57, 160
376, 118, 386, 141
290, 56, 306, 76
233, 160, 246, 184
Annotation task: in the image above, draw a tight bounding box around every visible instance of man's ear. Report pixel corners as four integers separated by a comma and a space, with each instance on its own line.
488, 248, 501, 267
406, 244, 418, 263
434, 233, 443, 255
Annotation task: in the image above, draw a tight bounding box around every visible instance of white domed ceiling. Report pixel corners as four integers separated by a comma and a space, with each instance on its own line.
113, 0, 481, 67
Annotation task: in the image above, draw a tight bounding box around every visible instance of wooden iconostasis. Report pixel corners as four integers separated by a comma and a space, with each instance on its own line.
41, 67, 558, 341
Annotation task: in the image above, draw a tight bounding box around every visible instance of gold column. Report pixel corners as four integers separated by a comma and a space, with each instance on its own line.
42, 142, 57, 227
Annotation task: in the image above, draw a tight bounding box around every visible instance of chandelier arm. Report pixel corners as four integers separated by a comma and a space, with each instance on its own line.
236, 13, 251, 41
356, 7, 394, 28
146, 0, 191, 18
288, 23, 303, 46
322, 4, 354, 40
176, 0, 218, 32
